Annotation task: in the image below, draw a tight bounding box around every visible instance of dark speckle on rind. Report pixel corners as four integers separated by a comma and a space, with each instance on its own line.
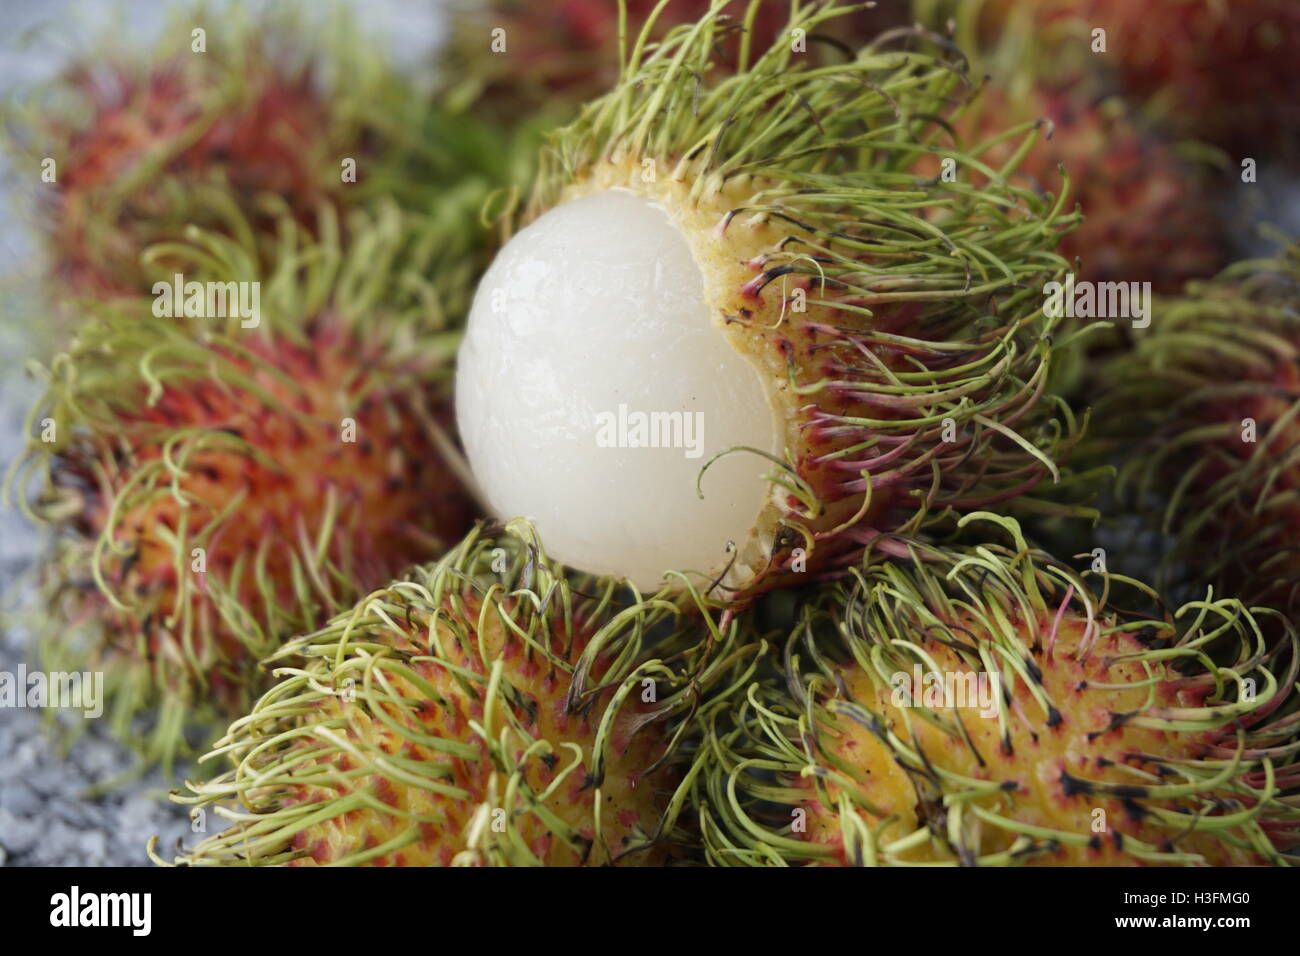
1087, 710, 1135, 742
1122, 798, 1147, 821
1130, 625, 1170, 650
1060, 771, 1092, 798
1108, 784, 1151, 800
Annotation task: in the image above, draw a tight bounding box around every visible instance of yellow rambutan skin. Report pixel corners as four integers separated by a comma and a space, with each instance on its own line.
277, 595, 670, 867
804, 612, 1262, 866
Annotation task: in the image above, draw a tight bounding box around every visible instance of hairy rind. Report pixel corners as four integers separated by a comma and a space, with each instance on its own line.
439, 0, 911, 118
523, 1, 1079, 593
4, 201, 485, 773
689, 514, 1300, 866
154, 522, 728, 867
1, 2, 519, 298
919, 0, 1300, 160
1092, 244, 1300, 618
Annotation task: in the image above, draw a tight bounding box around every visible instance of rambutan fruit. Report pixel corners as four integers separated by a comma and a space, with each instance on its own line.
693, 515, 1300, 866
4, 7, 509, 299
5, 204, 482, 771
443, 0, 912, 119
946, 0, 1300, 161
154, 524, 712, 866
925, 81, 1226, 294
1091, 244, 1300, 621
908, 2, 1231, 407
455, 3, 1079, 597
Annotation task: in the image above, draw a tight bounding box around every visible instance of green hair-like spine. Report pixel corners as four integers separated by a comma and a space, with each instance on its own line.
5, 199, 487, 774
690, 514, 1300, 866
1092, 243, 1300, 617
527, 1, 1082, 578
1, 1, 524, 299
153, 521, 739, 866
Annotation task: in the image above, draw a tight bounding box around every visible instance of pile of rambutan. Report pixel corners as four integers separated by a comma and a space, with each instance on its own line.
3, 0, 1298, 871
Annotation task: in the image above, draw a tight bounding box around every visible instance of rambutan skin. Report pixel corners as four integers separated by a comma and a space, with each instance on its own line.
10, 209, 483, 768
46, 59, 329, 296
692, 518, 1300, 866
929, 83, 1226, 293
276, 594, 669, 867
15, 32, 337, 297
799, 611, 1274, 865
1090, 246, 1300, 621
5, 11, 512, 300
975, 0, 1300, 157
160, 528, 700, 867
45, 318, 475, 709
445, 0, 912, 117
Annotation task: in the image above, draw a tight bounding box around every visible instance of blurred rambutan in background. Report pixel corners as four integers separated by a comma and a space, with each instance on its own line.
442, 0, 912, 118
7, 205, 484, 769
4, 8, 517, 301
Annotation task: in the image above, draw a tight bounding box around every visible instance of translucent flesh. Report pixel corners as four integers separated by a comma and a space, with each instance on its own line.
456, 189, 779, 588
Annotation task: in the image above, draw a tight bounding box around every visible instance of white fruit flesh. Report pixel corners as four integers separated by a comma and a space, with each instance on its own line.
456, 189, 780, 589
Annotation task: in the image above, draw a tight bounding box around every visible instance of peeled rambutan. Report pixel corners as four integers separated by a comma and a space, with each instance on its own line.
455, 3, 1078, 598
1092, 244, 1300, 620
694, 515, 1300, 866
6, 205, 481, 770
155, 525, 707, 866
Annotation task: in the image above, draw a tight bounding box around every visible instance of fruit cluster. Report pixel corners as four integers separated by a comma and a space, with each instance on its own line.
4, 0, 1297, 867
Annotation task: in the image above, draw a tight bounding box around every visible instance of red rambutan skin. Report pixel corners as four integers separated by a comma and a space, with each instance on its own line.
1157, 363, 1300, 619
982, 0, 1300, 159
39, 48, 341, 297
48, 318, 477, 715
1084, 246, 1300, 625
462, 0, 911, 112
928, 83, 1226, 293
1114, 316, 1300, 620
